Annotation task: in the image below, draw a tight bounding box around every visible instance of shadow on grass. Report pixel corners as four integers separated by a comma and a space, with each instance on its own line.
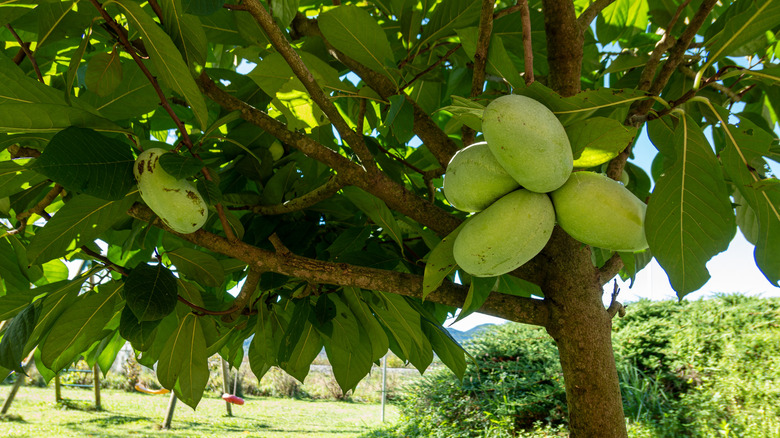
0, 413, 26, 423
56, 398, 100, 411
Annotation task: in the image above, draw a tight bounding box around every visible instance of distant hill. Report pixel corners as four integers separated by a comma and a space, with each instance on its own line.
446, 323, 496, 343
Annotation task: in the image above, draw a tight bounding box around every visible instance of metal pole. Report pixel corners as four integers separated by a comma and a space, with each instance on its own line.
93, 363, 101, 410
221, 358, 233, 416
381, 354, 387, 422
162, 392, 177, 429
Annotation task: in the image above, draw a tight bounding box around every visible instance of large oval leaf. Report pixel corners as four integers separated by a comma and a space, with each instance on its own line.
124, 263, 179, 321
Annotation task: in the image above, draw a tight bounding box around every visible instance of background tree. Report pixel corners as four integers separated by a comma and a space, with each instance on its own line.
0, 0, 778, 436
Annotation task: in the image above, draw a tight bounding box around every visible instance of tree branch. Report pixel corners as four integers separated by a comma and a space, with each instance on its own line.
127, 203, 550, 327
462, 0, 496, 146
635, 0, 691, 93
577, 0, 616, 33
608, 0, 716, 180
10, 184, 63, 236
197, 72, 463, 237
289, 14, 460, 169
243, 0, 376, 169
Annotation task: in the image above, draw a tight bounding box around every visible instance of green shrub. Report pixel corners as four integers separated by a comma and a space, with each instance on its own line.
378, 295, 780, 438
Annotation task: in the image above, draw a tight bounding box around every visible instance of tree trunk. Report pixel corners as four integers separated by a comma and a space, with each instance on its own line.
536, 1, 628, 436
542, 230, 627, 437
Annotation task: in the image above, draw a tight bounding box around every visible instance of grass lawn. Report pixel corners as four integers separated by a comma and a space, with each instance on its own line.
0, 386, 399, 438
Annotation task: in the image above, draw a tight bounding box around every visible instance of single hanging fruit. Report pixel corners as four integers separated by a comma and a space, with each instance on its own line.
134, 148, 208, 234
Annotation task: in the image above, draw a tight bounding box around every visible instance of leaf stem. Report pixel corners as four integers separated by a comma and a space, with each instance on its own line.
5, 24, 44, 83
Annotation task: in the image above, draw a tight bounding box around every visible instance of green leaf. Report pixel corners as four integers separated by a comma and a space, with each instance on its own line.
161, 0, 208, 68
458, 28, 523, 90
167, 247, 225, 288
597, 0, 649, 44
80, 61, 160, 121
342, 186, 405, 252
26, 193, 136, 265
96, 330, 125, 375
645, 114, 736, 297
0, 160, 46, 197
717, 114, 780, 286
0, 235, 31, 293
0, 275, 88, 321
455, 276, 497, 323
495, 274, 543, 298
157, 313, 209, 409
124, 263, 179, 322
159, 153, 204, 179
438, 96, 485, 132
248, 303, 282, 380
322, 295, 372, 392
23, 275, 89, 354
319, 6, 396, 81
271, 0, 299, 27
279, 312, 322, 382
118, 306, 161, 352
196, 179, 222, 206
418, 0, 480, 50
113, 0, 208, 130
566, 117, 637, 168
172, 315, 209, 408
0, 302, 38, 373
31, 127, 135, 200
705, 0, 780, 64
421, 319, 466, 380
40, 281, 122, 372
183, 0, 226, 16
422, 222, 465, 300
0, 103, 126, 133
342, 287, 389, 363
369, 292, 432, 373
85, 51, 123, 97
517, 83, 651, 124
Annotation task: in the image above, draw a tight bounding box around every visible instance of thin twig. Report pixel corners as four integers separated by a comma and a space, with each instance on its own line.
80, 246, 127, 276
10, 184, 64, 236
606, 280, 625, 318
269, 233, 291, 256
494, 3, 523, 21
223, 268, 263, 321
178, 295, 236, 315
147, 0, 164, 24
238, 177, 344, 215
519, 0, 534, 85
5, 24, 43, 82
462, 0, 496, 146
399, 44, 462, 93
636, 0, 690, 92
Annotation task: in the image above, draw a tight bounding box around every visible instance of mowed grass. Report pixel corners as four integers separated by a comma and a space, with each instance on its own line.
0, 386, 399, 438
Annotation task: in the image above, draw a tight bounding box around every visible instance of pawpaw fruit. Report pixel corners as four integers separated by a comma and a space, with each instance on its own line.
482, 95, 573, 193
453, 189, 555, 277
134, 148, 208, 234
443, 142, 520, 212
550, 171, 648, 252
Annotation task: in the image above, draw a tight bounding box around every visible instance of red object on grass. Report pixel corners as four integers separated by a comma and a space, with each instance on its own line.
221, 393, 245, 405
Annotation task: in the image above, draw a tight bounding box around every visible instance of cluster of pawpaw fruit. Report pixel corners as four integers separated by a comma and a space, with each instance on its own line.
443, 95, 648, 277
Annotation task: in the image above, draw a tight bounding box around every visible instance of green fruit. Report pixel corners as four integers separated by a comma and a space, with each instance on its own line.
550, 171, 648, 252
443, 142, 520, 212
269, 140, 284, 161
134, 148, 208, 234
482, 95, 573, 193
453, 189, 555, 277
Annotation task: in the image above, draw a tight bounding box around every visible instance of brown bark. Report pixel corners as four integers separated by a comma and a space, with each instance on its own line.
127, 203, 550, 327
540, 2, 627, 436
542, 230, 627, 437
